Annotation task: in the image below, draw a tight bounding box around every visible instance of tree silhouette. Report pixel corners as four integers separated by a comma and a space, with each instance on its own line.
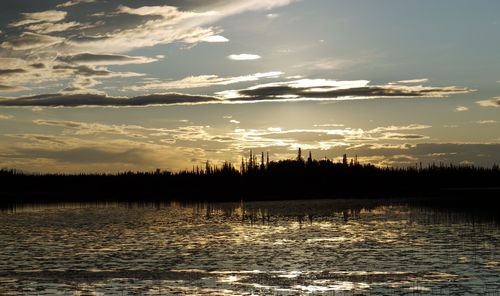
0, 150, 499, 205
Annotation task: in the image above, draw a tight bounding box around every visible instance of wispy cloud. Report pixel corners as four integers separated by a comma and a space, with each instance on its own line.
0, 0, 295, 93
9, 10, 67, 27
34, 119, 148, 138
1, 135, 190, 172
228, 54, 262, 61
454, 106, 469, 112
201, 35, 229, 42
477, 97, 500, 107
396, 78, 429, 84
30, 119, 216, 144
127, 71, 283, 91
26, 21, 83, 34
293, 58, 360, 71
56, 0, 96, 8
0, 114, 13, 120
227, 124, 432, 151
1, 32, 65, 50
476, 120, 497, 124
3, 118, 499, 172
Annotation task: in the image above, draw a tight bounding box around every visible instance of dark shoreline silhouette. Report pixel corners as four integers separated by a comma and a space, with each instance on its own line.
1, 150, 499, 209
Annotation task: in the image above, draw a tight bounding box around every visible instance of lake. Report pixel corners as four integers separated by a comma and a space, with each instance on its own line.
0, 199, 498, 295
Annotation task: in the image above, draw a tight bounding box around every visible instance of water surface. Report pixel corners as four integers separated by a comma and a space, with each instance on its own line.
0, 200, 498, 295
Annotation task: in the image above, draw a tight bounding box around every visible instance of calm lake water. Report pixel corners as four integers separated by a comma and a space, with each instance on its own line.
0, 199, 498, 295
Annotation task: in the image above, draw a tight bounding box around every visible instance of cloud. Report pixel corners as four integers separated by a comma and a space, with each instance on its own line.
56, 53, 158, 66
9, 10, 67, 27
2, 116, 498, 172
232, 142, 500, 168
345, 143, 500, 167
0, 69, 27, 76
0, 0, 296, 93
52, 64, 143, 79
0, 93, 219, 107
0, 132, 216, 172
382, 133, 428, 140
0, 66, 80, 95
25, 21, 83, 34
369, 124, 432, 133
218, 79, 473, 101
117, 5, 202, 17
229, 120, 240, 124
2, 119, 224, 172
228, 54, 262, 61
201, 35, 230, 42
127, 71, 283, 91
34, 119, 150, 138
313, 123, 345, 127
1, 32, 65, 50
477, 97, 500, 107
0, 59, 45, 91
0, 77, 473, 107
56, 0, 96, 8
476, 120, 497, 124
66, 5, 220, 53
7, 8, 88, 35
396, 78, 429, 84
293, 58, 359, 71
29, 119, 213, 144
0, 84, 27, 92
227, 124, 432, 152
212, 0, 296, 13
0, 114, 13, 120
3, 138, 168, 170
4, 139, 499, 173
61, 76, 101, 92
0, 58, 26, 68
454, 106, 469, 112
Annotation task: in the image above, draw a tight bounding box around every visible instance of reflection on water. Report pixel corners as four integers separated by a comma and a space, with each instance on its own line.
0, 199, 499, 295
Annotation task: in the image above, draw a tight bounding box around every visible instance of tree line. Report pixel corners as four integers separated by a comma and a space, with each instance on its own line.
1, 149, 499, 204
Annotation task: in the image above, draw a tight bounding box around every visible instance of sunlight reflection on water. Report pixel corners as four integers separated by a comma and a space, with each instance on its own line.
0, 199, 498, 295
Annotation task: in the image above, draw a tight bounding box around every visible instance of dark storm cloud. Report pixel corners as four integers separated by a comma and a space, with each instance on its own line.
0, 93, 219, 107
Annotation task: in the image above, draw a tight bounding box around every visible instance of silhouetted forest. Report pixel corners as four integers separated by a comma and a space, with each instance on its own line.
1, 149, 499, 205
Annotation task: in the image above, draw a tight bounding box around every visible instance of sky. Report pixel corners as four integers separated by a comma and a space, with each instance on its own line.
0, 0, 499, 173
